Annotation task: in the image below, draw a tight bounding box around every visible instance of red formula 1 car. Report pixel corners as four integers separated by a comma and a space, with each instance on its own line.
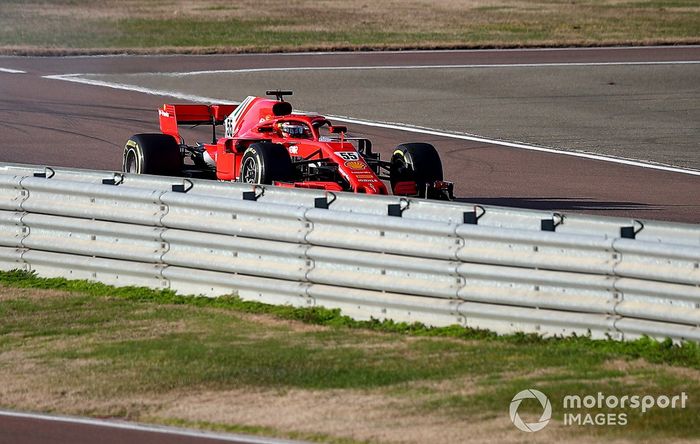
123, 91, 453, 199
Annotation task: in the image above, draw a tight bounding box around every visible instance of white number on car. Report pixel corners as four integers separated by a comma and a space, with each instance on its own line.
335, 151, 360, 161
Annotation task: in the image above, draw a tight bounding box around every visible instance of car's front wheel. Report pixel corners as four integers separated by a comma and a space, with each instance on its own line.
390, 143, 443, 198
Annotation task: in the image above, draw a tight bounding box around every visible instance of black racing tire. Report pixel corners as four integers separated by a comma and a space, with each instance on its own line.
239, 142, 293, 184
123, 133, 182, 176
390, 143, 443, 198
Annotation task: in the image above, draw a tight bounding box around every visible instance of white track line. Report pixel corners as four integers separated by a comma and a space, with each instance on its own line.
0, 67, 26, 73
43, 74, 234, 104
0, 410, 302, 444
326, 115, 700, 176
156, 60, 700, 77
42, 72, 700, 177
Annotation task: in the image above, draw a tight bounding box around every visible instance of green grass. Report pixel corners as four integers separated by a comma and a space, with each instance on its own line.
2, 269, 699, 369
1, 269, 699, 441
0, 0, 698, 54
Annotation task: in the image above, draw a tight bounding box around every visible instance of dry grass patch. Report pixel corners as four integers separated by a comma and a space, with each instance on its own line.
0, 286, 78, 302
604, 358, 700, 382
154, 387, 547, 444
1, 0, 698, 53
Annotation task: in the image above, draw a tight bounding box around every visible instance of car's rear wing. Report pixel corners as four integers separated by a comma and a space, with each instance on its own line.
159, 103, 237, 143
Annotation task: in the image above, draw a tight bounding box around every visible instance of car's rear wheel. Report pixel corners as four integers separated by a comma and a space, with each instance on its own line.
239, 142, 293, 184
123, 133, 182, 176
390, 143, 443, 198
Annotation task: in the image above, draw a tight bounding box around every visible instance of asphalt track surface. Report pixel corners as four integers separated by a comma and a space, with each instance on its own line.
0, 47, 699, 442
79, 60, 700, 169
1, 47, 699, 223
0, 411, 300, 444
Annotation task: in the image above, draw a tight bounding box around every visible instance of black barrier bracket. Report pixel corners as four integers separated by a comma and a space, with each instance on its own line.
388, 198, 410, 217
172, 179, 194, 193
33, 167, 55, 179
620, 226, 636, 239
314, 192, 337, 209
620, 220, 644, 239
463, 205, 486, 225
541, 212, 565, 232
242, 185, 265, 201
315, 197, 329, 209
102, 173, 125, 186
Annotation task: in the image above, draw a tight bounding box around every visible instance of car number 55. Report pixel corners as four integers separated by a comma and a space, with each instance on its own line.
336, 151, 360, 161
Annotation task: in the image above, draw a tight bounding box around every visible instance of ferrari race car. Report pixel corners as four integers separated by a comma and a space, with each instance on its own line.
123, 91, 453, 199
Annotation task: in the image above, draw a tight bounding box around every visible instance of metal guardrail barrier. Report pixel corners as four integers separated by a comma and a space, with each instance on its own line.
0, 163, 698, 341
